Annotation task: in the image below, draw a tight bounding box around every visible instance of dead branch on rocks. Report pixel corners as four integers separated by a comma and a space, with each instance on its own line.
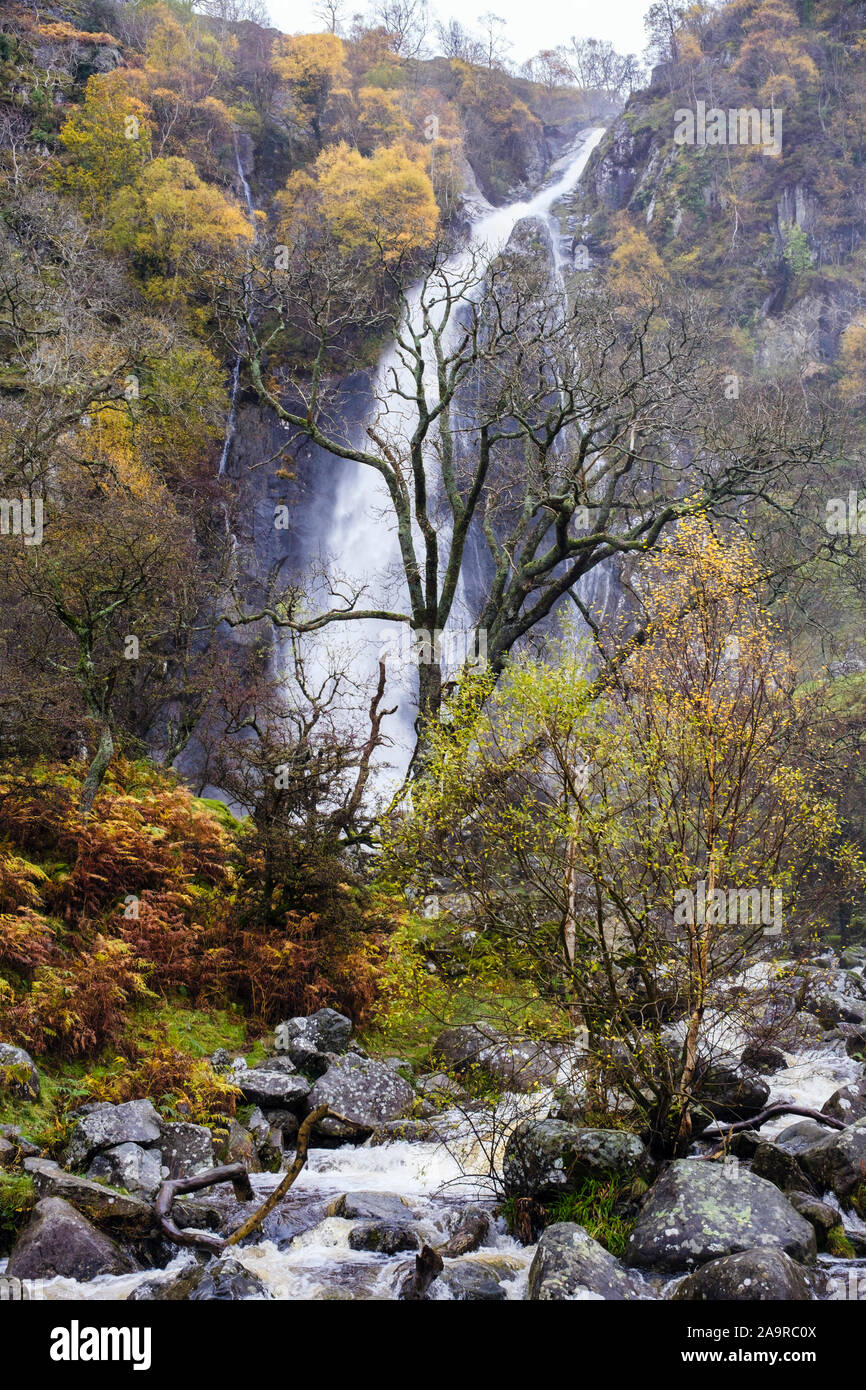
154, 1105, 329, 1254
399, 1243, 445, 1300
155, 1163, 255, 1253
701, 1102, 846, 1154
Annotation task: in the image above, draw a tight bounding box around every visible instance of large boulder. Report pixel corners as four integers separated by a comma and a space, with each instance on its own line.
821, 1078, 866, 1124
23, 1158, 153, 1235
626, 1161, 817, 1273
503, 1119, 649, 1199
798, 1116, 866, 1210
798, 966, 866, 1027
432, 1024, 574, 1093
276, 1008, 353, 1056
328, 1190, 414, 1223
160, 1122, 215, 1178
306, 1056, 414, 1137
750, 1141, 815, 1194
87, 1143, 163, 1200
0, 1043, 40, 1101
786, 1191, 851, 1254
528, 1223, 640, 1300
64, 1100, 162, 1169
672, 1248, 812, 1301
774, 1120, 832, 1154
7, 1197, 139, 1281
348, 1221, 418, 1254
236, 1070, 310, 1111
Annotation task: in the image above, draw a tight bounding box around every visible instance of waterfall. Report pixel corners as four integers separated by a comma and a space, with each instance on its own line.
218, 133, 256, 478
315, 127, 606, 784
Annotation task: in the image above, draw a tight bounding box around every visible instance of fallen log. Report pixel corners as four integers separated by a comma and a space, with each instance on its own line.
702, 1102, 846, 1146
155, 1163, 255, 1253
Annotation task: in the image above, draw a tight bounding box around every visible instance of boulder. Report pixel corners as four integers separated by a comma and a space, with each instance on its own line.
740, 1043, 787, 1075
626, 1161, 817, 1273
189, 1253, 273, 1300
528, 1223, 639, 1300
64, 1100, 162, 1169
24, 1158, 153, 1235
218, 1119, 260, 1172
369, 1119, 446, 1145
7, 1197, 139, 1281
307, 1055, 414, 1137
236, 1070, 310, 1111
0, 1043, 40, 1101
348, 1221, 418, 1254
280, 1037, 330, 1078
750, 1141, 814, 1194
437, 1260, 508, 1301
503, 1119, 649, 1199
276, 1008, 353, 1056
87, 1142, 163, 1200
169, 1198, 223, 1233
786, 1191, 849, 1253
774, 1119, 831, 1154
672, 1248, 812, 1301
821, 1078, 866, 1124
263, 1109, 300, 1145
160, 1122, 215, 1178
328, 1190, 413, 1223
696, 1059, 770, 1125
432, 1023, 574, 1093
798, 1116, 866, 1209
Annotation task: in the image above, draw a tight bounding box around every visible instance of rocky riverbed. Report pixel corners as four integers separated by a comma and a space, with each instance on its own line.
2, 950, 866, 1302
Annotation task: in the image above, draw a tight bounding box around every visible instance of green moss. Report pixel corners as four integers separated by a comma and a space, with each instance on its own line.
826, 1226, 856, 1258
0, 1172, 35, 1253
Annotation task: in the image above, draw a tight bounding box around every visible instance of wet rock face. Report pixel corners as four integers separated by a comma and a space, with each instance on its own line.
626, 1161, 817, 1273
64, 1100, 162, 1170
672, 1248, 813, 1302
503, 1119, 650, 1200
307, 1056, 415, 1137
7, 1197, 139, 1282
348, 1221, 418, 1255
786, 1192, 846, 1252
328, 1191, 413, 1223
160, 1121, 215, 1179
528, 1223, 639, 1301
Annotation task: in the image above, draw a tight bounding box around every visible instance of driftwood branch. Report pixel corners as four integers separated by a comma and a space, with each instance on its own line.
436, 1208, 490, 1259
225, 1104, 328, 1246
154, 1106, 328, 1253
399, 1243, 444, 1300
702, 1102, 846, 1144
155, 1163, 255, 1253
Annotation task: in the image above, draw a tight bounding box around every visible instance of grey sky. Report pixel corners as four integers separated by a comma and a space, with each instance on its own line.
264, 1, 654, 63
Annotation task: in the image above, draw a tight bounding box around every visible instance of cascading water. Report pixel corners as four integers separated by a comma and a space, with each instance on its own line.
315, 128, 607, 787
218, 134, 257, 478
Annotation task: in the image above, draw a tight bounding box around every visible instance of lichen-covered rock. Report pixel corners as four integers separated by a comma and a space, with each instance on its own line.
7, 1197, 139, 1281
348, 1221, 418, 1254
0, 1043, 40, 1101
24, 1158, 153, 1235
328, 1190, 414, 1223
236, 1069, 310, 1111
87, 1142, 163, 1199
626, 1161, 816, 1273
275, 1008, 353, 1056
218, 1119, 261, 1172
798, 1116, 866, 1209
160, 1122, 215, 1178
432, 1023, 576, 1093
307, 1055, 414, 1136
503, 1119, 649, 1199
821, 1078, 866, 1124
786, 1191, 848, 1253
528, 1223, 639, 1300
64, 1100, 162, 1169
750, 1141, 814, 1194
672, 1248, 812, 1301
